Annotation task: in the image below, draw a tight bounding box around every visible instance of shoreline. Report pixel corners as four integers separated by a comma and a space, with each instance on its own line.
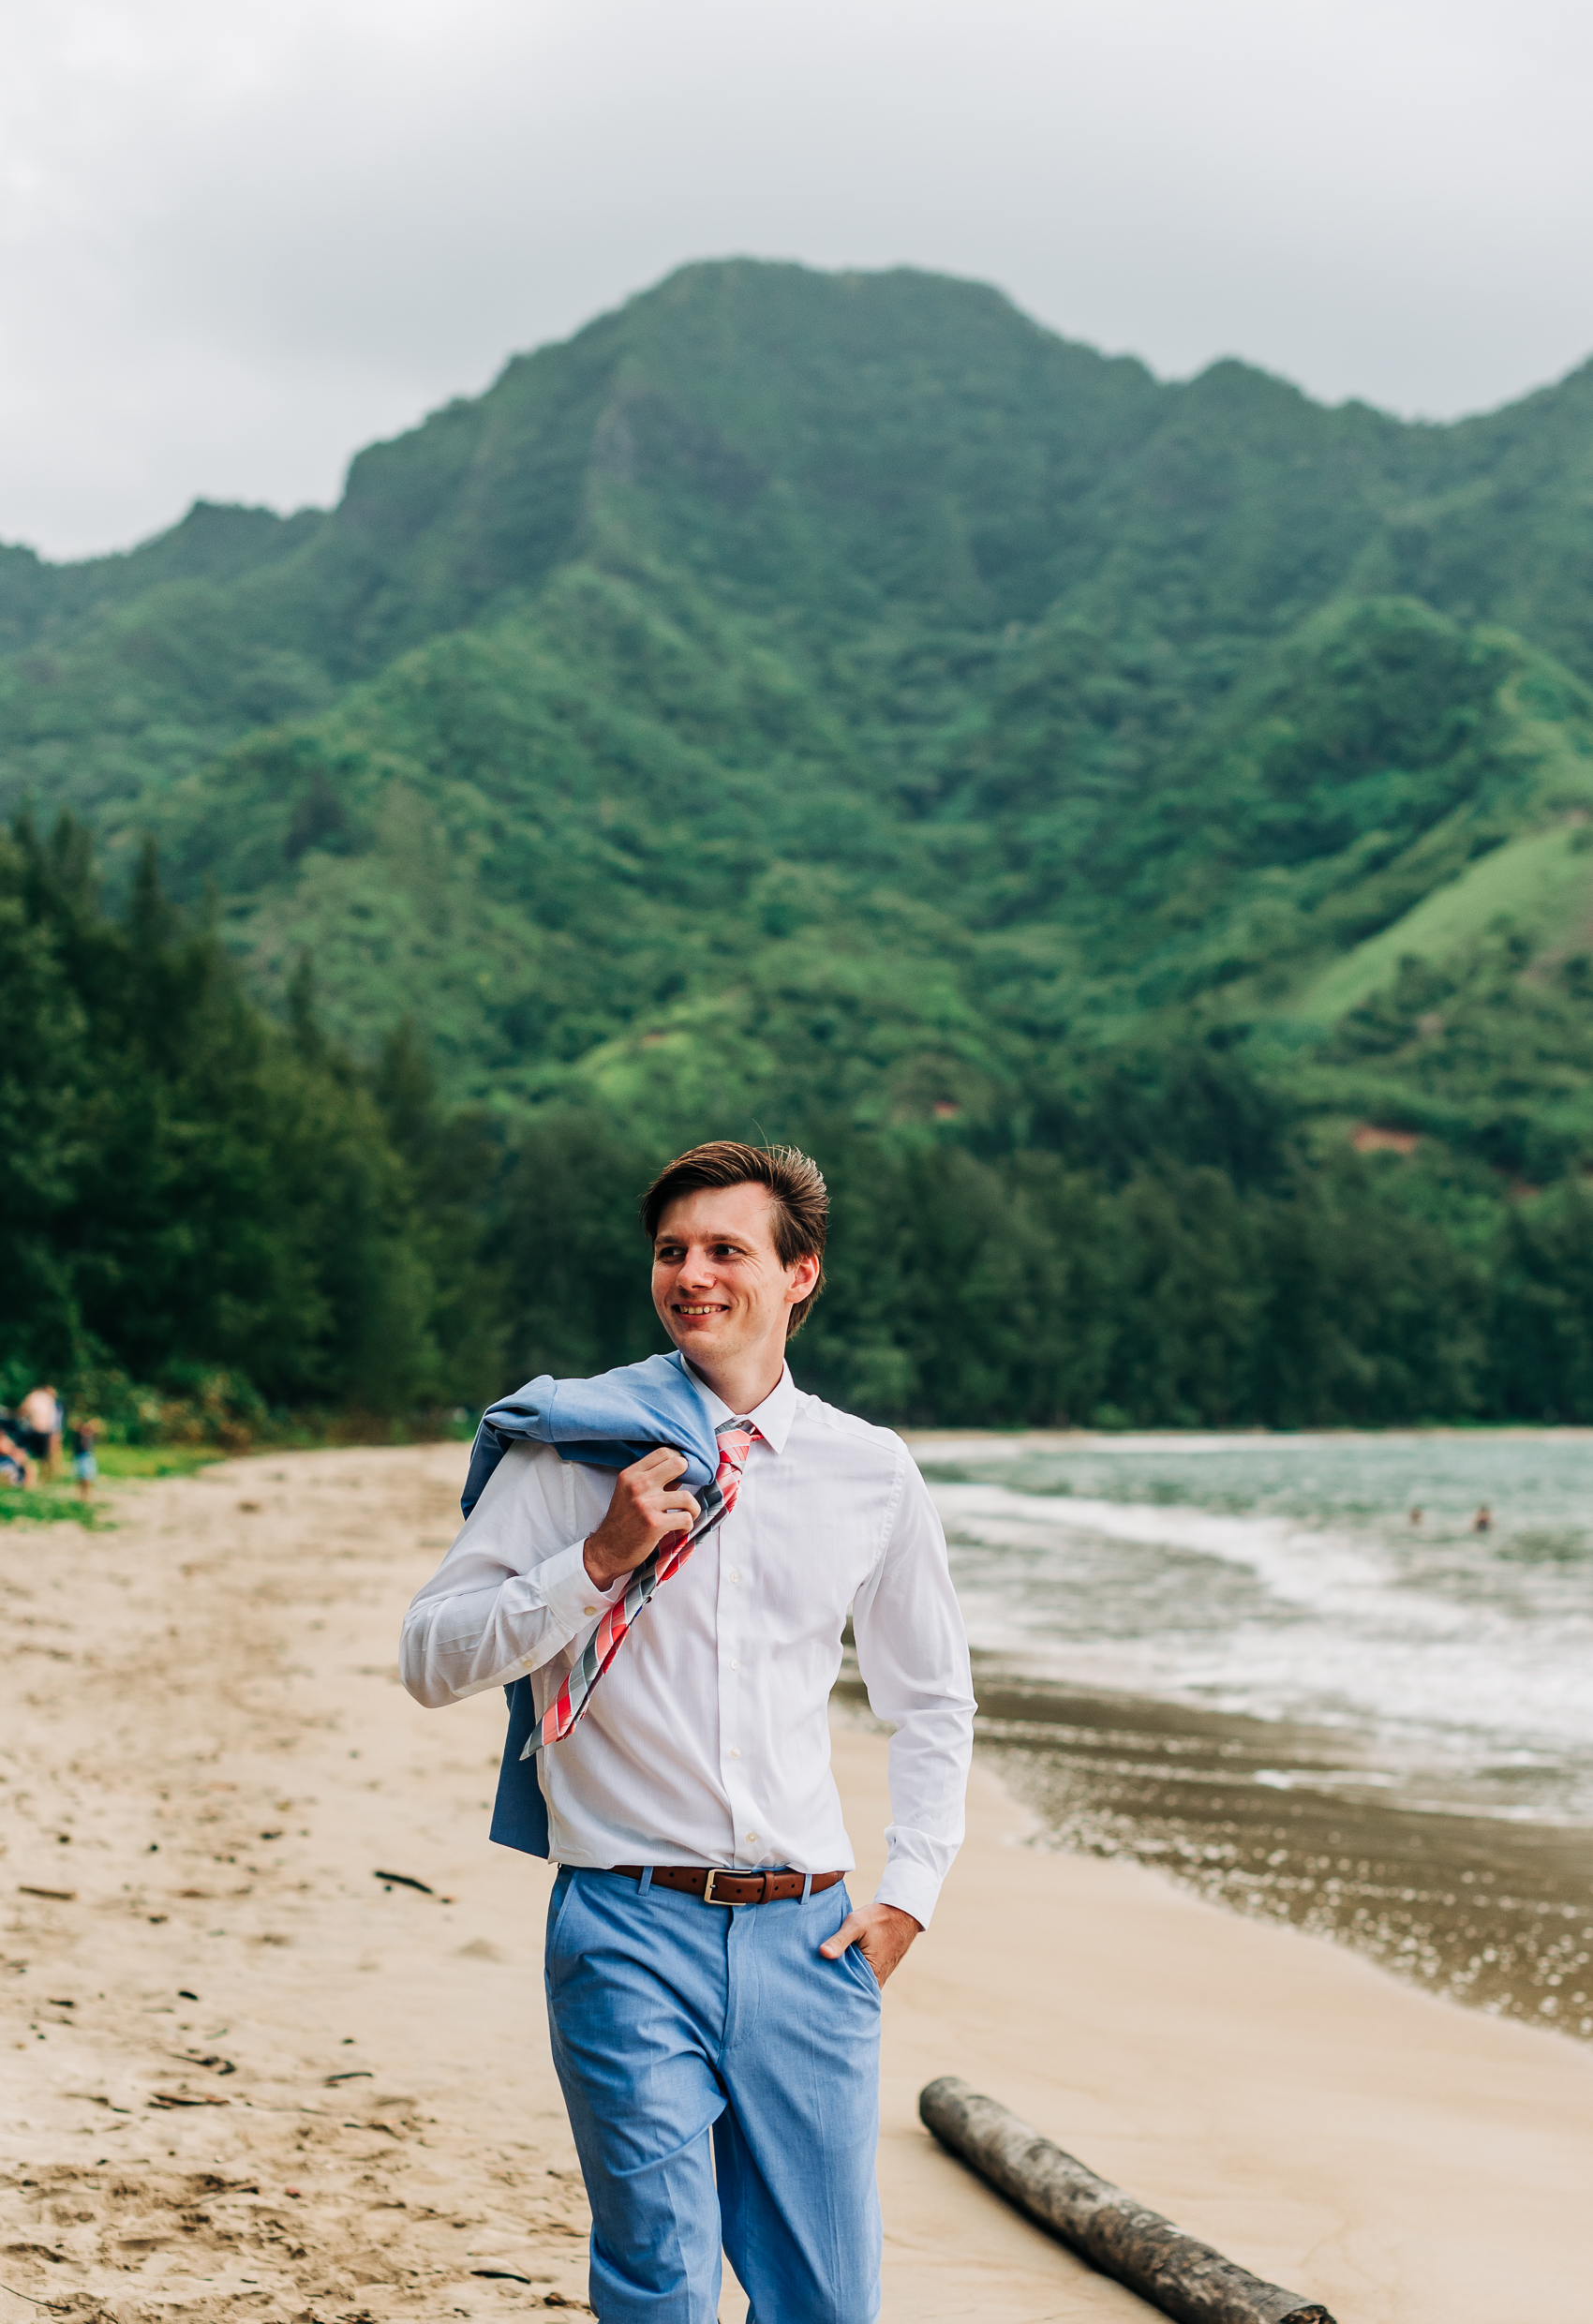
3, 1445, 1589, 2322
942, 1669, 1593, 2045
903, 1423, 1593, 2048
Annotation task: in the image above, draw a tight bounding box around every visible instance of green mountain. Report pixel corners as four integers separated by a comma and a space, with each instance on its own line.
7, 259, 1593, 1184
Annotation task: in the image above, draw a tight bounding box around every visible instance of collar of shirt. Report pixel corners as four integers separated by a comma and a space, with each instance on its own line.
682, 1358, 797, 1454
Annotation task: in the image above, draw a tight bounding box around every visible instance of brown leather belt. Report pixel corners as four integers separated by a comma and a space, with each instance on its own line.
603, 1865, 845, 1907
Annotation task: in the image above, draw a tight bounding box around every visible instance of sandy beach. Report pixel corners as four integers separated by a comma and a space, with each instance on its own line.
3, 1445, 1589, 2323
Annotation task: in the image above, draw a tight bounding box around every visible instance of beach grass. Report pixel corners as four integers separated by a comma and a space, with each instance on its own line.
95, 1440, 228, 1479
0, 1482, 99, 1524
0, 1439, 227, 1523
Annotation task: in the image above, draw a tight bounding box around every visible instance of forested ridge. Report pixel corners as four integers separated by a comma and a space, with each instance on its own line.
7, 260, 1593, 1431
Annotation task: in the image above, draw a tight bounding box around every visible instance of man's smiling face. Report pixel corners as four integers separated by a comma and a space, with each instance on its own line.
650, 1182, 816, 1376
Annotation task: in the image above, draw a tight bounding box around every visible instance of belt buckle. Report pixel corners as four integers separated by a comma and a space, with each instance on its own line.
702, 1869, 733, 1907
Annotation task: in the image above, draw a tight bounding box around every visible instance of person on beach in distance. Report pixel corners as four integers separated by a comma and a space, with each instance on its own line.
401, 1141, 975, 2324
70, 1417, 101, 1502
0, 1423, 37, 1488
15, 1383, 64, 1475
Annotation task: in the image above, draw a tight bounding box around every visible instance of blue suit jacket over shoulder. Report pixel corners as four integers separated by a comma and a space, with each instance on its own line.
461, 1349, 719, 1516
461, 1350, 717, 1860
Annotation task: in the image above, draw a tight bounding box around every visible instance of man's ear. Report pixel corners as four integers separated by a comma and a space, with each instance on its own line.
785, 1251, 821, 1303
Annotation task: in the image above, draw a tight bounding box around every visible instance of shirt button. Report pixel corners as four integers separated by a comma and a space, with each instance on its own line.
728, 1571, 740, 1584
729, 1747, 740, 1759
728, 1658, 739, 1671
582, 1605, 598, 1617
745, 1833, 758, 1845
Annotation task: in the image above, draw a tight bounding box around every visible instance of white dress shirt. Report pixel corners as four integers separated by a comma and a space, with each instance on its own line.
400, 1363, 975, 1927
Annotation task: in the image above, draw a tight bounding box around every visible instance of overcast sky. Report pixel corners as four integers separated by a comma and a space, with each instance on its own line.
5, 0, 1592, 559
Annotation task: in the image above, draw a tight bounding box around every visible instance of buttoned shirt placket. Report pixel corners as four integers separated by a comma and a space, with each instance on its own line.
717, 1436, 757, 1868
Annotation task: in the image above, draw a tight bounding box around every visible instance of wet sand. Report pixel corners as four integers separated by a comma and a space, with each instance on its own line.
910, 1669, 1593, 2043
3, 1446, 1590, 2323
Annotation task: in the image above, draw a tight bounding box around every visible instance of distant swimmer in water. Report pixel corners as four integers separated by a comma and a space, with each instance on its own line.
1473, 1503, 1492, 1532
1408, 1505, 1423, 1525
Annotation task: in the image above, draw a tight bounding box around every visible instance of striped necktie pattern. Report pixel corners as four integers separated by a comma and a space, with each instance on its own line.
522, 1419, 760, 1758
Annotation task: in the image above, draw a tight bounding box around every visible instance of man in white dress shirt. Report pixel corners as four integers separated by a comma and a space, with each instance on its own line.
402, 1141, 975, 2324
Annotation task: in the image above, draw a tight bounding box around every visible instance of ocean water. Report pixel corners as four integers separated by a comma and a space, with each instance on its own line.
886, 1431, 1593, 2038
915, 1430, 1593, 1825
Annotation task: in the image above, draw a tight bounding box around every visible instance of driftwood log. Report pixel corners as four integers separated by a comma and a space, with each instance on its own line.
919, 2077, 1334, 2324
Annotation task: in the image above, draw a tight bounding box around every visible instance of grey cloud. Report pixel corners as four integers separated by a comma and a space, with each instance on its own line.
4, 0, 1592, 556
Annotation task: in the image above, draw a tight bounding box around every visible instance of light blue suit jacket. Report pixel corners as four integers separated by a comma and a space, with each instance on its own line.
464, 1351, 717, 1858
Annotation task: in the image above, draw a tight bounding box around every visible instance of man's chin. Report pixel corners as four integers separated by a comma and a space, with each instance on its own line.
665, 1317, 740, 1365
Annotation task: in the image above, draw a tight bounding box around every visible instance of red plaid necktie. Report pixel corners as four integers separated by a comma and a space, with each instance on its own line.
523, 1419, 760, 1757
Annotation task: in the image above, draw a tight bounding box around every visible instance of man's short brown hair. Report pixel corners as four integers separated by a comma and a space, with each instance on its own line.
641, 1141, 828, 1336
